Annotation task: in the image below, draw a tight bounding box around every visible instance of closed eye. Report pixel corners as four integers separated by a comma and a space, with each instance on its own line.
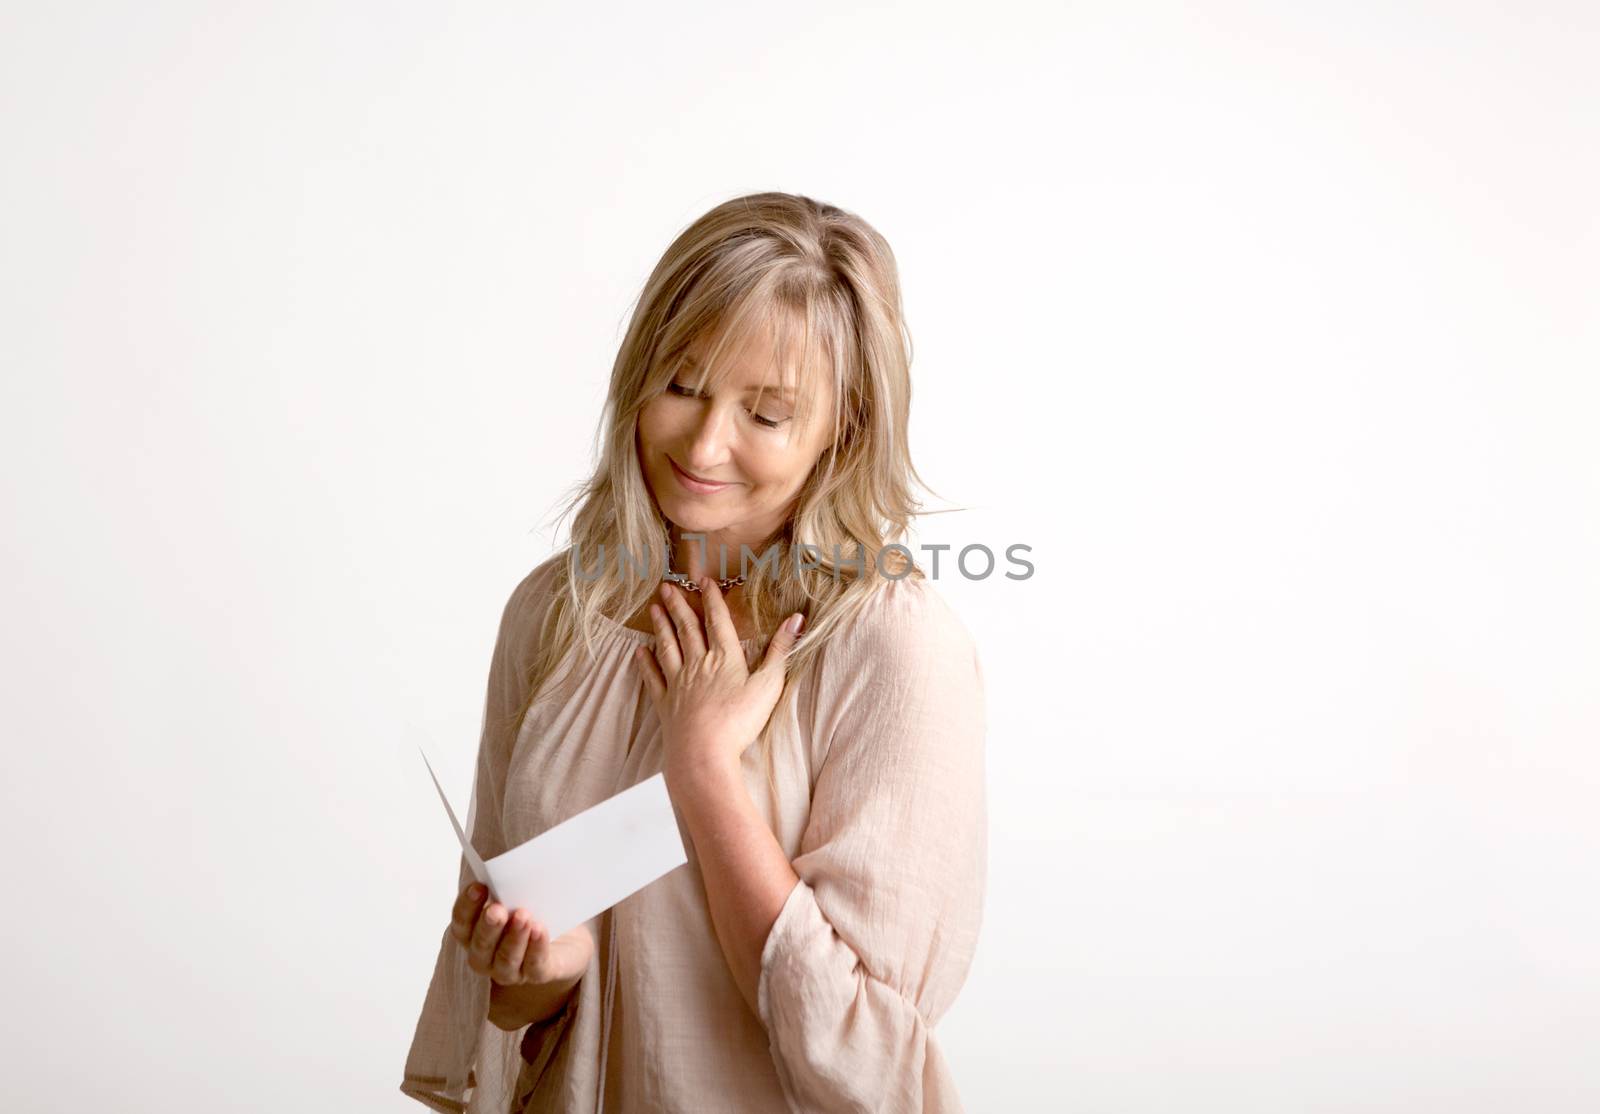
666, 382, 788, 429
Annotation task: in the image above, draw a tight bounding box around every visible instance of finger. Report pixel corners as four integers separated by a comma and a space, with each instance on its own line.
647, 601, 681, 677
755, 611, 805, 682
450, 882, 487, 945
635, 643, 666, 702
490, 909, 533, 985
467, 900, 510, 973
519, 918, 551, 982
658, 581, 706, 660
698, 576, 743, 658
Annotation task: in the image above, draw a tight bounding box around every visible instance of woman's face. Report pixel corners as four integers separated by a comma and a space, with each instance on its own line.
637, 327, 835, 555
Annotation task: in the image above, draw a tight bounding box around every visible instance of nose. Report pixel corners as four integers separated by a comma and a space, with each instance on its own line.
682, 402, 735, 474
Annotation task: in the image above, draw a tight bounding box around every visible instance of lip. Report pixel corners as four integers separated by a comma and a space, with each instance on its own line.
668, 457, 735, 493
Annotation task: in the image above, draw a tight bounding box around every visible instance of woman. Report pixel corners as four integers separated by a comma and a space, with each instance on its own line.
400, 192, 987, 1113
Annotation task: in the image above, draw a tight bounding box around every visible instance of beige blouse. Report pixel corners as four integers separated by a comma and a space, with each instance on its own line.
400, 552, 987, 1113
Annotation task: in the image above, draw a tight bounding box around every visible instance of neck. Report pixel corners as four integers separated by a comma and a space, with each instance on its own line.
667, 524, 782, 582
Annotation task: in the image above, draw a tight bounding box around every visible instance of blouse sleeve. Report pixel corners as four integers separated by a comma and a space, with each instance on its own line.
400, 564, 555, 1114
757, 578, 988, 1114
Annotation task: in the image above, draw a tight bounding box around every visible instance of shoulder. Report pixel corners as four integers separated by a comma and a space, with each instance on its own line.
495, 552, 567, 643
829, 572, 978, 669
806, 572, 986, 770
813, 572, 983, 709
521, 552, 568, 610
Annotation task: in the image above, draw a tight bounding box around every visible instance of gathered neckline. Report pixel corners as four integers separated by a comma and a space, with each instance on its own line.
593, 606, 763, 646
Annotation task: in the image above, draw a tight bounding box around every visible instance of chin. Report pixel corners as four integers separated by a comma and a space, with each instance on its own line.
660, 502, 730, 534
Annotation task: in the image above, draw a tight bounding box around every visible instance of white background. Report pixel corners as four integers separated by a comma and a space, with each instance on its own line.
2, 3, 1596, 1111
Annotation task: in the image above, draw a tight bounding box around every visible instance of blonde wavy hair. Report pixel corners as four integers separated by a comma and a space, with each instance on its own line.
513, 191, 947, 806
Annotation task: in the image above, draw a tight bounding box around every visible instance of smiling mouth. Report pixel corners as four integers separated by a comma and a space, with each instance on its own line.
669, 458, 734, 491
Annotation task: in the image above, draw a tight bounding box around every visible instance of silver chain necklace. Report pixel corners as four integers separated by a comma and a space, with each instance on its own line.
662, 529, 746, 593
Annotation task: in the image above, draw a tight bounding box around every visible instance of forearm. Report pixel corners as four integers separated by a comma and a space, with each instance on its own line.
665, 756, 801, 1018
486, 973, 580, 1032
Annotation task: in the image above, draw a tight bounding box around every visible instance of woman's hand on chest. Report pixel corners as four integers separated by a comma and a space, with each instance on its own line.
634, 577, 805, 789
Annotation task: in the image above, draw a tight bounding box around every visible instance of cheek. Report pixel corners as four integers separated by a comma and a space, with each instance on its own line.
637, 401, 672, 451
744, 446, 815, 493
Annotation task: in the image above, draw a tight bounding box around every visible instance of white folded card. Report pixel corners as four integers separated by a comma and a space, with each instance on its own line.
420, 746, 688, 941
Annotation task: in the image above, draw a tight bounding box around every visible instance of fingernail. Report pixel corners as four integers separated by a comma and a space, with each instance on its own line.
468, 884, 483, 900
790, 613, 805, 635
